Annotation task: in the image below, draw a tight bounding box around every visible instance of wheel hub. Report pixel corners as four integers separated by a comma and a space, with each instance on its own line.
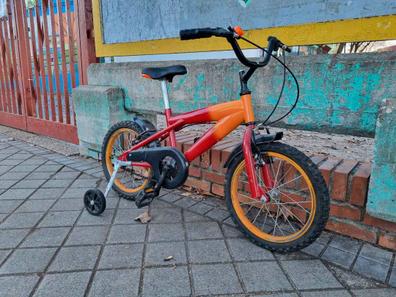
268, 188, 281, 202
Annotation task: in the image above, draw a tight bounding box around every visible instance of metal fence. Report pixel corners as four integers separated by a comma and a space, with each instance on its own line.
0, 0, 83, 143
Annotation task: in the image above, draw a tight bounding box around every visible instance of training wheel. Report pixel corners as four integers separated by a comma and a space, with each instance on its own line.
84, 189, 106, 216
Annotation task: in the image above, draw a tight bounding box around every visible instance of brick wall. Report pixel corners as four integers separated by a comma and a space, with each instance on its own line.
169, 136, 396, 251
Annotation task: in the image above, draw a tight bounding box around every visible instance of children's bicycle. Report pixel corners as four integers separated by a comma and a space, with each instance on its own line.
84, 26, 329, 252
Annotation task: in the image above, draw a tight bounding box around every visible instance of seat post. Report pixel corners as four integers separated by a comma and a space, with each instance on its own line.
161, 80, 177, 146
160, 80, 170, 109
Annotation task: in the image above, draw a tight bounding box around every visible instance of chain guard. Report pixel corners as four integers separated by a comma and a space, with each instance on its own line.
126, 147, 189, 189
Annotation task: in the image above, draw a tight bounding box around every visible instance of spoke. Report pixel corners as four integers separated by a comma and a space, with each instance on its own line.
252, 206, 263, 224
257, 170, 266, 188
113, 145, 123, 158
274, 159, 283, 187
238, 194, 262, 208
242, 171, 248, 180
266, 201, 311, 206
280, 205, 306, 226
272, 206, 280, 235
278, 187, 310, 196
262, 203, 278, 234
279, 191, 311, 215
240, 201, 260, 207
261, 208, 269, 230
277, 165, 293, 186
121, 169, 127, 180
131, 176, 137, 187
277, 205, 297, 233
244, 204, 255, 216
127, 134, 135, 147
274, 175, 303, 189
269, 159, 276, 179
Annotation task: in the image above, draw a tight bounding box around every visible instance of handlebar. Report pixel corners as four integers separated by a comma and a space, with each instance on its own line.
180, 27, 233, 40
179, 26, 291, 68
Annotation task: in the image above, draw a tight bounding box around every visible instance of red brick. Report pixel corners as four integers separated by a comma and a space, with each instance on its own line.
220, 141, 239, 163
211, 140, 235, 172
211, 149, 222, 172
319, 158, 342, 186
183, 138, 200, 166
330, 202, 362, 221
176, 134, 195, 151
331, 159, 358, 201
184, 177, 211, 193
211, 183, 225, 197
188, 166, 201, 178
202, 170, 225, 185
176, 132, 195, 141
350, 163, 371, 207
378, 233, 396, 251
201, 151, 211, 169
325, 219, 377, 243
363, 214, 396, 233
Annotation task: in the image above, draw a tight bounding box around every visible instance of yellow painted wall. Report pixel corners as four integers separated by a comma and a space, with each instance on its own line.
93, 0, 396, 57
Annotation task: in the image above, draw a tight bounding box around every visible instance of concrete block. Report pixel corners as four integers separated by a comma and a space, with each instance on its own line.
282, 260, 343, 290
0, 275, 39, 297
35, 271, 91, 297
143, 266, 191, 297
0, 248, 56, 274
73, 85, 157, 159
88, 269, 140, 297
367, 98, 396, 222
237, 261, 292, 292
192, 264, 243, 295
73, 85, 130, 158
99, 244, 143, 269
145, 241, 187, 266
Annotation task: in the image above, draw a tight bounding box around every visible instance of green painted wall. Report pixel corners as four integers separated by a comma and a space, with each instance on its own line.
367, 98, 396, 222
88, 51, 396, 137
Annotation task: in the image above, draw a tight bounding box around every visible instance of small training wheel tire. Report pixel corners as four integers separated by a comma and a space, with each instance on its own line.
84, 189, 106, 216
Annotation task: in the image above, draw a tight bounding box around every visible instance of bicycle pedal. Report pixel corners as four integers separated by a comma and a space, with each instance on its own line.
135, 189, 157, 208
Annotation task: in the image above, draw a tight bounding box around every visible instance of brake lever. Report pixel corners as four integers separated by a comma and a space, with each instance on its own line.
227, 25, 242, 39
280, 44, 292, 53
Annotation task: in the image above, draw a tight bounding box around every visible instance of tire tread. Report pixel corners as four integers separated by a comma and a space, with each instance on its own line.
225, 142, 330, 253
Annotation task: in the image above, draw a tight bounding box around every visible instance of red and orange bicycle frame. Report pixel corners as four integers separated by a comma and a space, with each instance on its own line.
118, 94, 273, 201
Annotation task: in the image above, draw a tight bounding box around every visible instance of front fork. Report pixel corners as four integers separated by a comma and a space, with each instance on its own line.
242, 125, 273, 202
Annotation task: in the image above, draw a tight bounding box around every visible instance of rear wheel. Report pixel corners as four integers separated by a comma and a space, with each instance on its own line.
225, 142, 329, 252
102, 121, 153, 200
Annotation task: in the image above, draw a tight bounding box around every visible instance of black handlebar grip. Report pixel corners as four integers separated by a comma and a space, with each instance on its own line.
180, 28, 214, 40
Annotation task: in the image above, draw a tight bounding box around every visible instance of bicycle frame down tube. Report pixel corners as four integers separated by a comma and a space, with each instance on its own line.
169, 101, 245, 162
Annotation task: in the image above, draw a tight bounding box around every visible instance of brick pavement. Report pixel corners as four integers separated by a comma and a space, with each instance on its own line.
0, 135, 395, 297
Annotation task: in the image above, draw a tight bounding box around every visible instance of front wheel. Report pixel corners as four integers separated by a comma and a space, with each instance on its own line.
225, 142, 329, 253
